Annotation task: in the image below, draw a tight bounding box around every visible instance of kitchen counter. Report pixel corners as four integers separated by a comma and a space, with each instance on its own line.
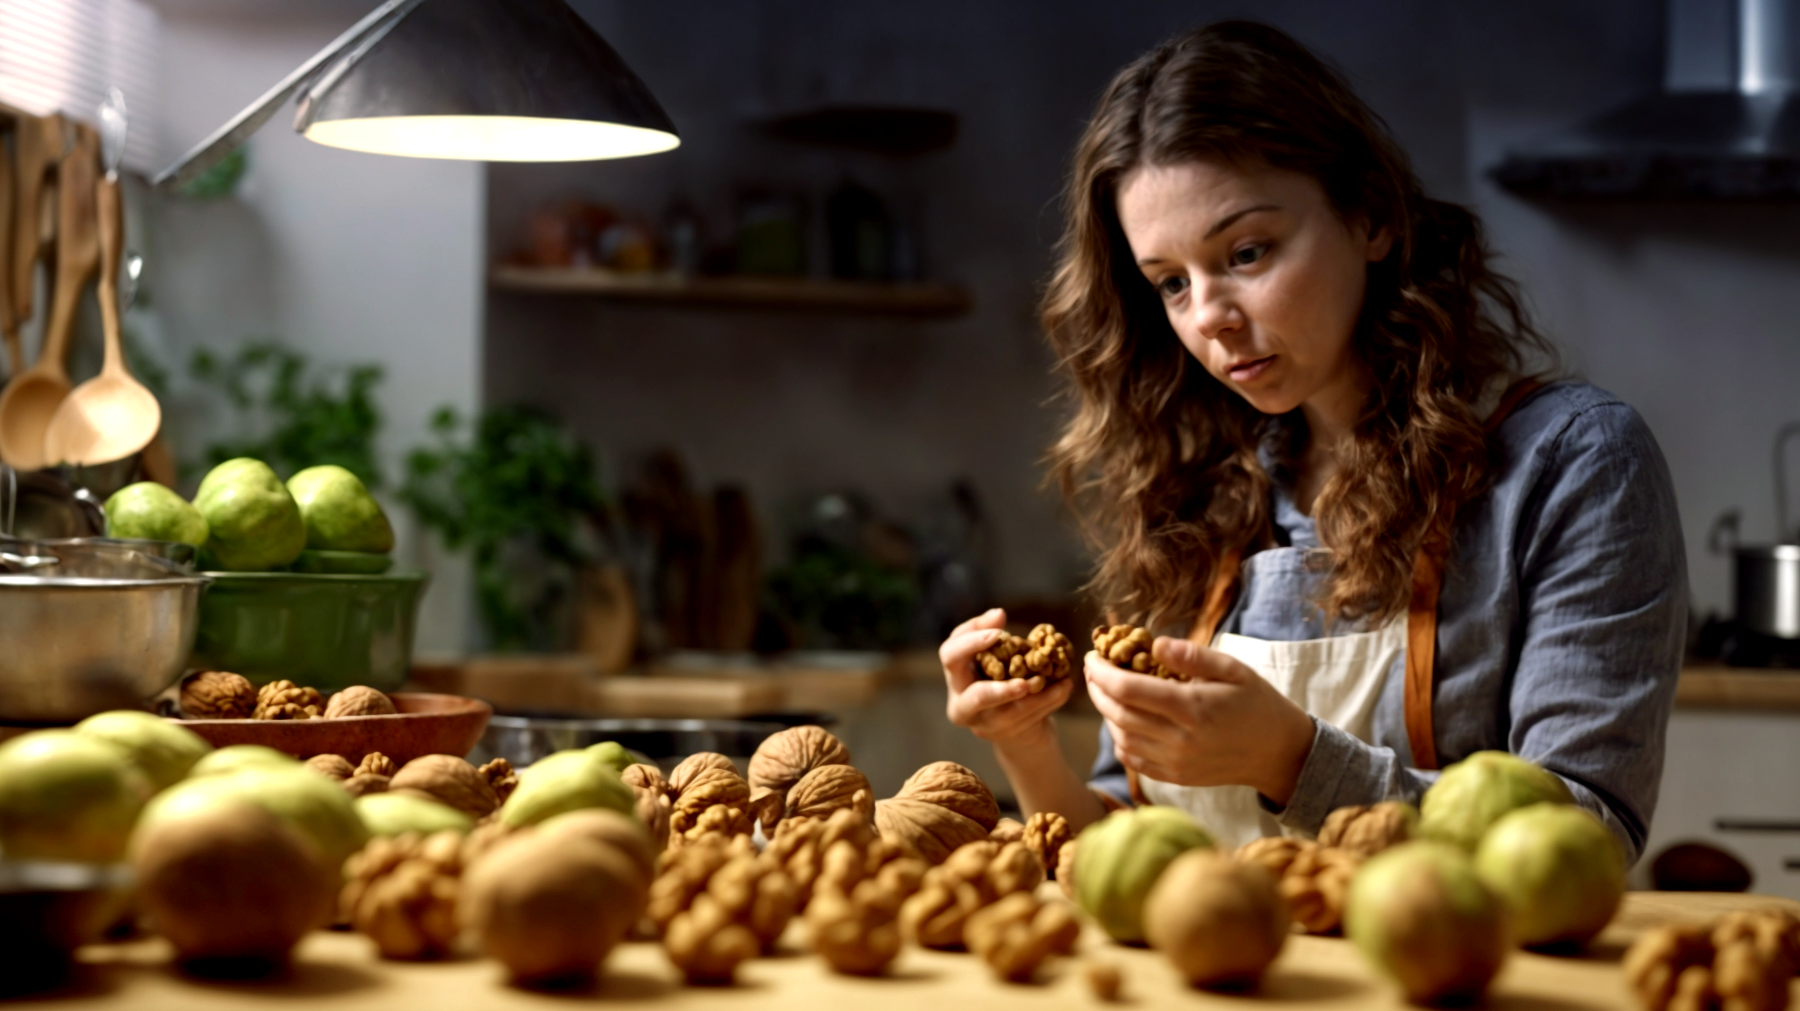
16, 891, 1799, 1010
1675, 663, 1800, 711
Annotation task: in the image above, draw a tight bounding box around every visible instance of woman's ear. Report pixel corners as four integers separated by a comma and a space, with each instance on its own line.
1365, 225, 1394, 263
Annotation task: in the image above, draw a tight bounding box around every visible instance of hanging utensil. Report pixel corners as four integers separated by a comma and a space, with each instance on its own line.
44, 90, 159, 468
10, 113, 60, 348
0, 123, 16, 380
0, 124, 99, 470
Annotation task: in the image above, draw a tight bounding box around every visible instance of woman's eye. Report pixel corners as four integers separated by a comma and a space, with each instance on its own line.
1156, 275, 1189, 298
1230, 244, 1268, 267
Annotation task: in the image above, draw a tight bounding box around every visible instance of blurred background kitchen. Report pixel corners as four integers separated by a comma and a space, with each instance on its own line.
7, 0, 1800, 892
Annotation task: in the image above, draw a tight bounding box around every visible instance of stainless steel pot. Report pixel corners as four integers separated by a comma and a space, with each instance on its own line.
1714, 423, 1800, 640
0, 539, 207, 723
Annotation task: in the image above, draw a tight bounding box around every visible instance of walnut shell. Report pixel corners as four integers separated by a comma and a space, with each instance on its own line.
324, 686, 397, 719
989, 818, 1026, 844
670, 753, 738, 794
254, 680, 324, 720
1318, 802, 1417, 859
390, 755, 500, 819
748, 726, 852, 818
179, 670, 257, 720
305, 754, 356, 780
344, 773, 391, 798
874, 797, 990, 865
896, 762, 1001, 830
1145, 850, 1289, 988
632, 785, 673, 852
670, 765, 752, 838
786, 766, 874, 823
622, 763, 673, 799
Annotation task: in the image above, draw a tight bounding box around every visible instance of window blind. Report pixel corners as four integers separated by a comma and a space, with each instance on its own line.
0, 0, 158, 173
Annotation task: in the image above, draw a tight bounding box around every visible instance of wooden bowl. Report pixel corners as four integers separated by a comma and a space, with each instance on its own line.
174, 692, 492, 766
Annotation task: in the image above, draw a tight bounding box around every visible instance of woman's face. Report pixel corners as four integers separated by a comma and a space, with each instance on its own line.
1116, 159, 1391, 421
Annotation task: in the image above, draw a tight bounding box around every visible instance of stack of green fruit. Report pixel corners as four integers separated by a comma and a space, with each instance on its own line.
103, 459, 395, 574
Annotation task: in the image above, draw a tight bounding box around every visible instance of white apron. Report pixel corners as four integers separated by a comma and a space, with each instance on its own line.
1130, 377, 1544, 848
1137, 619, 1406, 848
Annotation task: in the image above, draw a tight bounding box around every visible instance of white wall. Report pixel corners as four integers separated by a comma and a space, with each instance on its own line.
147, 6, 483, 652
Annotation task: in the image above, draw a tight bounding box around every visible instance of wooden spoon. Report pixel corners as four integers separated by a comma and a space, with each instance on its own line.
0, 124, 98, 470
45, 92, 158, 467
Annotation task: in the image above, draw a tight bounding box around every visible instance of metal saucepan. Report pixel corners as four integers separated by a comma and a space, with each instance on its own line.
0, 538, 206, 723
1713, 422, 1800, 640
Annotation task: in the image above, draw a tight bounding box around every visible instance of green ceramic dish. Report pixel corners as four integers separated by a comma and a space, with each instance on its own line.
189, 570, 428, 693
291, 549, 394, 575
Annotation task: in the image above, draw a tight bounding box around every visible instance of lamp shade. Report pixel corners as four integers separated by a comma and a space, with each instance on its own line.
298, 0, 679, 162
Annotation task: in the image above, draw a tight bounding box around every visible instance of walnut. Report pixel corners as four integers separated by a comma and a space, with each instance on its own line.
1624, 925, 1781, 1011
358, 752, 397, 778
1024, 812, 1073, 878
1057, 837, 1078, 899
648, 834, 745, 931
344, 773, 390, 798
477, 758, 519, 805
1234, 836, 1361, 934
1713, 910, 1800, 972
1085, 959, 1125, 1001
974, 624, 1075, 693
704, 854, 796, 952
340, 830, 464, 960
670, 752, 739, 793
748, 726, 852, 831
461, 820, 519, 866
622, 762, 673, 799
672, 805, 753, 849
895, 761, 1001, 830
670, 763, 753, 839
254, 679, 324, 720
898, 840, 1042, 949
305, 754, 355, 780
1091, 625, 1181, 680
785, 765, 874, 823
875, 797, 989, 865
389, 755, 501, 819
325, 685, 397, 718
1318, 802, 1417, 859
179, 670, 257, 719
806, 878, 903, 975
663, 893, 760, 985
990, 817, 1025, 844
632, 785, 673, 852
965, 891, 1082, 982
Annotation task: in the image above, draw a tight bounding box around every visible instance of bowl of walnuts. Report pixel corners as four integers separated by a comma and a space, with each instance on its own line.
169, 672, 490, 765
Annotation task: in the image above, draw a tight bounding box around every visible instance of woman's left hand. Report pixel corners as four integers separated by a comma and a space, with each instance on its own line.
1085, 637, 1317, 805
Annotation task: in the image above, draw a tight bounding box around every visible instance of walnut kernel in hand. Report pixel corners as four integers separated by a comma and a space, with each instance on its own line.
974, 624, 1075, 692
1091, 625, 1181, 680
254, 680, 324, 720
179, 670, 257, 719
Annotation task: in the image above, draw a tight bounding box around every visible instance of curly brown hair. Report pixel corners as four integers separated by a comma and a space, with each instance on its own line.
1044, 21, 1555, 629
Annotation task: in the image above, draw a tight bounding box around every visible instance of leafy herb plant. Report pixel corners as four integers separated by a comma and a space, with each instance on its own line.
189, 341, 384, 487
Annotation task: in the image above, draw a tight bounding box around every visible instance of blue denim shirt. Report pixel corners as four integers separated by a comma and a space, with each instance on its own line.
1089, 382, 1687, 864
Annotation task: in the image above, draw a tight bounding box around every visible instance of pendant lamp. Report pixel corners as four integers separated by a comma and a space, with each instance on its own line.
153, 0, 677, 190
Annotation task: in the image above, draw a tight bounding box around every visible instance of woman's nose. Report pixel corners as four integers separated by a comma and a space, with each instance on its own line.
1188, 278, 1241, 342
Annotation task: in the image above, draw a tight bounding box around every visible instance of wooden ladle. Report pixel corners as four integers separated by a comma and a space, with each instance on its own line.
0, 123, 98, 470
44, 92, 158, 467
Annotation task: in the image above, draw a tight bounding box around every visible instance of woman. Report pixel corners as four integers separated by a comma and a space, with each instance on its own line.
939, 21, 1684, 862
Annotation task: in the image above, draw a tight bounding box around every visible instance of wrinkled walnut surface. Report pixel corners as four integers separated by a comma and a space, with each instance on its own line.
894, 761, 1001, 830
1317, 802, 1416, 859
305, 753, 355, 780
785, 765, 873, 823
324, 685, 397, 718
179, 670, 257, 719
965, 891, 1081, 982
390, 755, 500, 819
748, 726, 851, 813
1234, 836, 1360, 935
1024, 812, 1073, 879
341, 831, 464, 960
974, 624, 1074, 691
254, 680, 324, 720
1092, 625, 1181, 680
1627, 915, 1800, 1011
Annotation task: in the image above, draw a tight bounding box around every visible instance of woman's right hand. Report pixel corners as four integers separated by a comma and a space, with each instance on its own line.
940, 608, 1075, 750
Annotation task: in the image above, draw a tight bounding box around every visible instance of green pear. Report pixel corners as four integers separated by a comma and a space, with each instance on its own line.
103, 482, 209, 548
286, 465, 394, 554
193, 459, 307, 572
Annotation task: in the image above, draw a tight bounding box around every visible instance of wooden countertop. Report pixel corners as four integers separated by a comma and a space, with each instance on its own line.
1676, 663, 1800, 712
16, 892, 1800, 1010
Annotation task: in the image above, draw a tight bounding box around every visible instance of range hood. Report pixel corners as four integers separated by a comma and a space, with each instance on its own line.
1492, 0, 1800, 199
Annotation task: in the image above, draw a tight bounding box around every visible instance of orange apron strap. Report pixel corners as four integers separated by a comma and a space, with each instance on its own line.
1188, 546, 1244, 646
1403, 377, 1544, 770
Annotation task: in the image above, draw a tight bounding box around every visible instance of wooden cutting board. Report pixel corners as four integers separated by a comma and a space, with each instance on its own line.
17, 892, 1800, 1010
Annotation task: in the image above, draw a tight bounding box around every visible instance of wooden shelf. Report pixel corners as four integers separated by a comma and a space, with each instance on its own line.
489, 266, 972, 317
